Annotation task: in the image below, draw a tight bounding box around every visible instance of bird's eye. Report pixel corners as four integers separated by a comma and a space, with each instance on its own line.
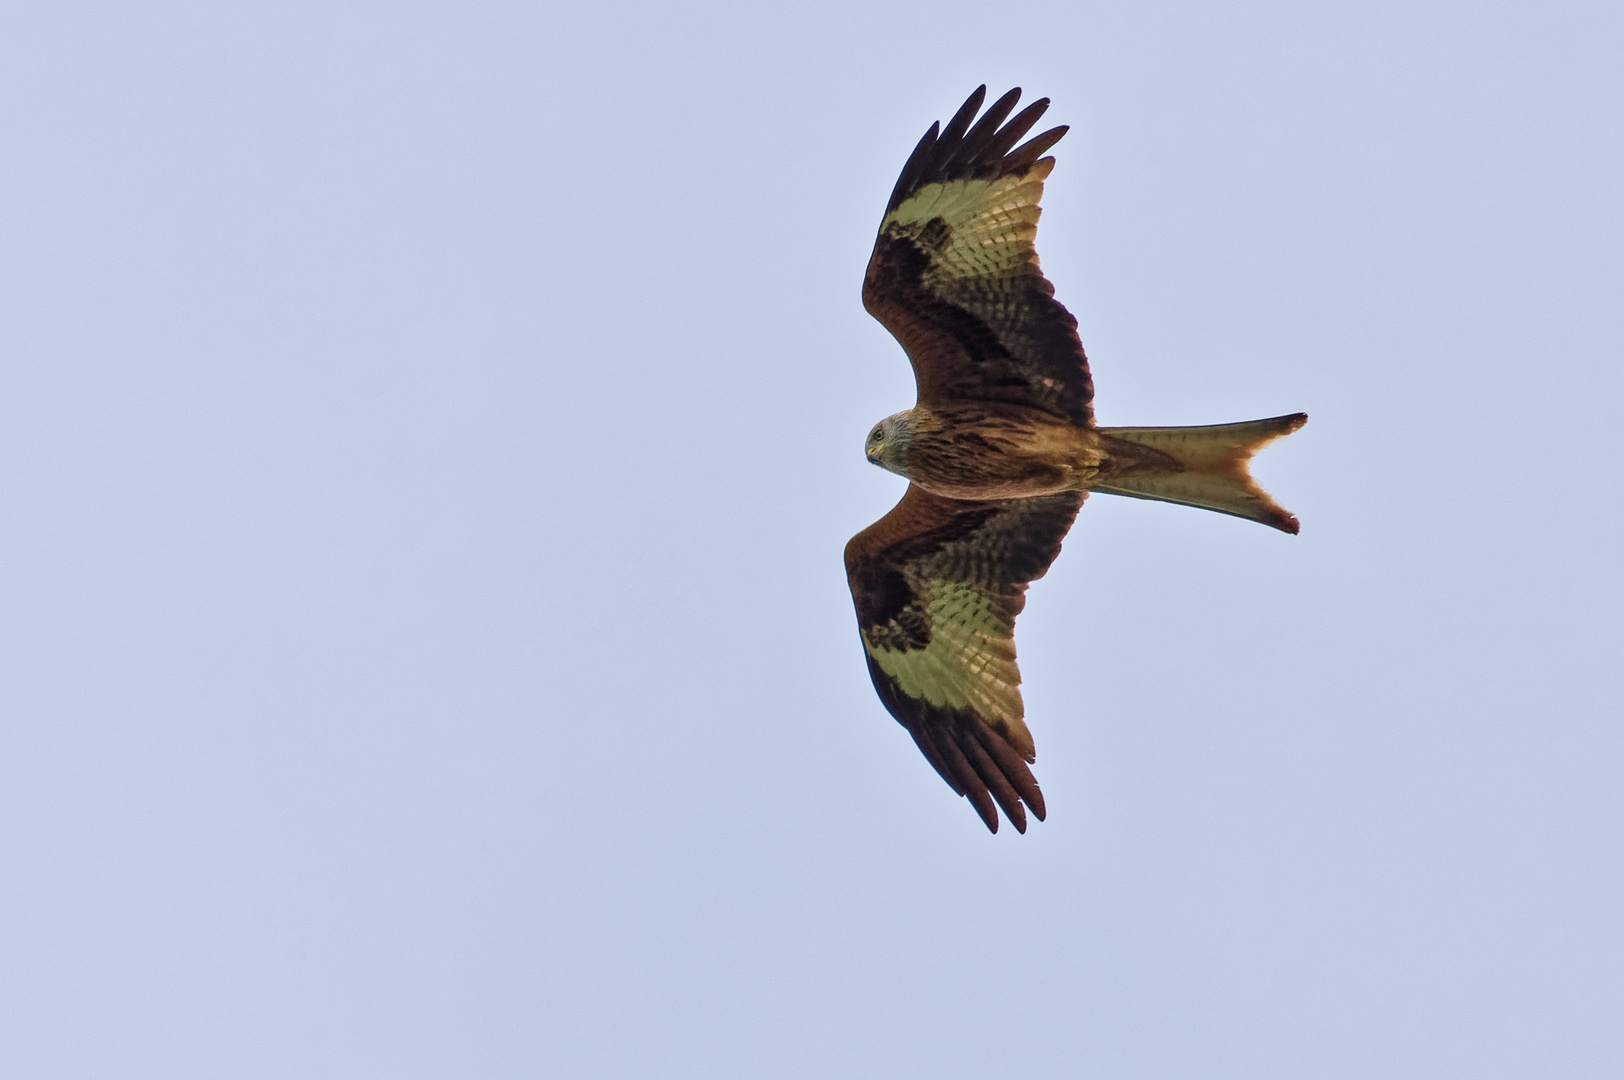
870, 429, 883, 442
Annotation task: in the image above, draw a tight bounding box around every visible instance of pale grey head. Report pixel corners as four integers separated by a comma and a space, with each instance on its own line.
864, 410, 916, 477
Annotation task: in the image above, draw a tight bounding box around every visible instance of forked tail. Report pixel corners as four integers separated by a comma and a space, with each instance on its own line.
1093, 413, 1308, 533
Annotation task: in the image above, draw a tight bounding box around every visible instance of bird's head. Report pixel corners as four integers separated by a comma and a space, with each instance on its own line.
865, 410, 916, 476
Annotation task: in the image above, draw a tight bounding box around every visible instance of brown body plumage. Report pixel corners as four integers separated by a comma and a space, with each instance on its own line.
846, 87, 1306, 833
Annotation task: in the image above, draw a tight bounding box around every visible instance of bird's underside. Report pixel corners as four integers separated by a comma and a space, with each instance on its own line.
845, 86, 1306, 833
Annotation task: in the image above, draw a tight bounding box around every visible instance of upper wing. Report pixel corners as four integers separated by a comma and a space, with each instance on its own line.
864, 86, 1094, 425
844, 483, 1086, 833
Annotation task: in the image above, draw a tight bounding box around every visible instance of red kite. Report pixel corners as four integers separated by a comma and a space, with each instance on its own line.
846, 87, 1305, 833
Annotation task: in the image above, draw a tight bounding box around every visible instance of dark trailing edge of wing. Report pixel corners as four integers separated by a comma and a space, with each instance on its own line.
884, 86, 1069, 214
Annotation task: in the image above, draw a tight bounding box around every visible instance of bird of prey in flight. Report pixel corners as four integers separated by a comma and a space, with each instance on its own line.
846, 86, 1305, 834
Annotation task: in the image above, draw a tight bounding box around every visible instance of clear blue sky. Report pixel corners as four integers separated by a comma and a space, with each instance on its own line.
2, 2, 1620, 1076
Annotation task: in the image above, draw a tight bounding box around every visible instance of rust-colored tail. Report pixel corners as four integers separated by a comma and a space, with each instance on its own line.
1093, 413, 1307, 533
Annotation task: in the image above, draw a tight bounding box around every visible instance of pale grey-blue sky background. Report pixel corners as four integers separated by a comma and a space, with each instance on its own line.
2, 1, 1621, 1077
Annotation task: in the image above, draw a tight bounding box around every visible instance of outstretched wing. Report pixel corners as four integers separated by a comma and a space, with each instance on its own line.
844, 484, 1086, 833
864, 86, 1094, 425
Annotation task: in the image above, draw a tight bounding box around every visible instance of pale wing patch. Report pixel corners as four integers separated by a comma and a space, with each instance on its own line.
861, 580, 1025, 726
881, 160, 1053, 286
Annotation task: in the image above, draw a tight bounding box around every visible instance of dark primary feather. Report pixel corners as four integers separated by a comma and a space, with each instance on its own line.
938, 87, 985, 144
865, 86, 1094, 426
845, 485, 1085, 833
884, 86, 1064, 214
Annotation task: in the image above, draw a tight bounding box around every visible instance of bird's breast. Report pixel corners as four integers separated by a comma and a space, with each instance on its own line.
903, 409, 1102, 500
